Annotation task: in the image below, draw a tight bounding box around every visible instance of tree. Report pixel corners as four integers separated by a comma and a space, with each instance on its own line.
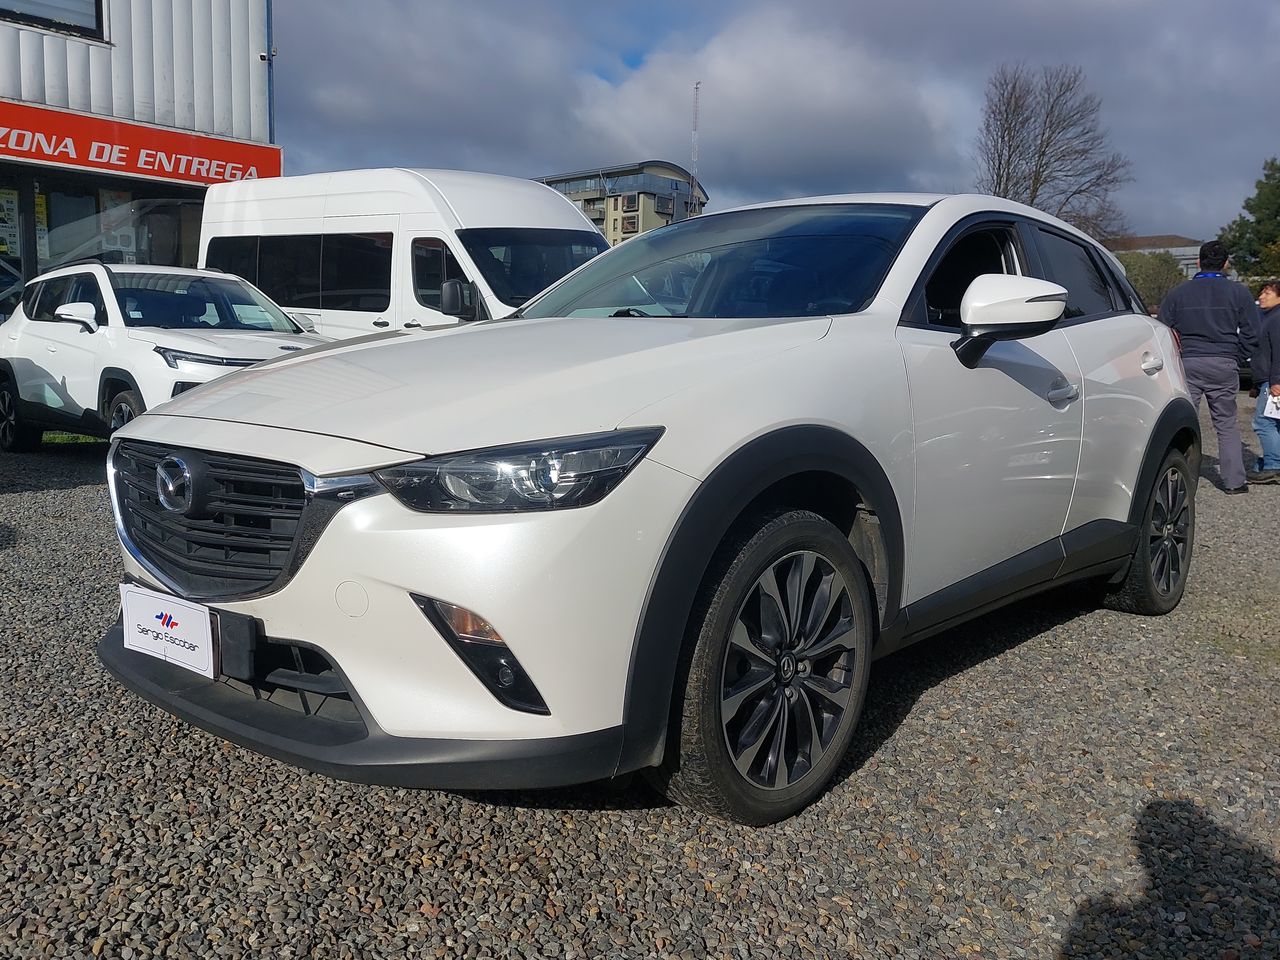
1115, 251, 1184, 311
1218, 158, 1280, 278
974, 63, 1132, 238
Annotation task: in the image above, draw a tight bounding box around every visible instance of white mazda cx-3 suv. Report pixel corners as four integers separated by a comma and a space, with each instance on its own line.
98, 195, 1199, 823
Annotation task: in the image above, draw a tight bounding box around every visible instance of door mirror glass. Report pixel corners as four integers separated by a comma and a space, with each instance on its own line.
953, 275, 1067, 367
54, 301, 100, 333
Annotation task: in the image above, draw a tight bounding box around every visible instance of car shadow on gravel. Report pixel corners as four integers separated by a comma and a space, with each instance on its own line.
1057, 798, 1280, 957
0, 522, 15, 551
831, 586, 1098, 789
0, 443, 110, 493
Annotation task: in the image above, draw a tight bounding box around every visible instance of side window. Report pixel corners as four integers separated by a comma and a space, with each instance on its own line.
206, 236, 260, 285
321, 233, 392, 312
923, 227, 1020, 328
68, 274, 107, 324
1035, 229, 1118, 319
21, 281, 42, 318
29, 276, 74, 321
412, 238, 469, 309
258, 235, 321, 309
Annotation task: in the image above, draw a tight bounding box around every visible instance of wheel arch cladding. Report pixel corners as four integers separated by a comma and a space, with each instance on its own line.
616, 425, 904, 774
99, 367, 142, 412
1127, 398, 1200, 528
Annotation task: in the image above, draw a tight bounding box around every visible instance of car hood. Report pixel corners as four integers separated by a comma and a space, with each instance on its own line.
154, 314, 832, 456
128, 327, 329, 358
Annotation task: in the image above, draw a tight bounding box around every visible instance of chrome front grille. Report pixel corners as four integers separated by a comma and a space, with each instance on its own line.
112, 441, 306, 599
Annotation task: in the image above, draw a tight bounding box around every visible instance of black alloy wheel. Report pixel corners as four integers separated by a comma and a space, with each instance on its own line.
1106, 447, 1195, 615
651, 510, 873, 824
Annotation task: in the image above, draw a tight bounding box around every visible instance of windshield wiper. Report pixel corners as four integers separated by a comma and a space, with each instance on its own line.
610, 307, 651, 317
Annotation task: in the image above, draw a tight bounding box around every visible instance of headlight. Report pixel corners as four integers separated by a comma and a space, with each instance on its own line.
154, 346, 257, 368
375, 427, 664, 512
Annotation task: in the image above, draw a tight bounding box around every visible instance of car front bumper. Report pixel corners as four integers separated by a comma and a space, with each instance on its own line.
97, 619, 623, 788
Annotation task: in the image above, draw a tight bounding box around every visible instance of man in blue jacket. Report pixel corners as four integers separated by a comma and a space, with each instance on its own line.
1248, 279, 1280, 483
1157, 241, 1260, 494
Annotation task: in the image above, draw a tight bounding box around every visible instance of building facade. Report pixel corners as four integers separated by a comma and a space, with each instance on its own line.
1105, 234, 1202, 277
0, 0, 281, 316
537, 160, 708, 245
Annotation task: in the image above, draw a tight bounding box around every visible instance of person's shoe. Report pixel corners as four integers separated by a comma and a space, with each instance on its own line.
1246, 468, 1280, 484
1224, 484, 1249, 495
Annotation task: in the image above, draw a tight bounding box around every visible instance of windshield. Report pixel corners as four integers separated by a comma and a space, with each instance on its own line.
112, 273, 301, 332
520, 204, 924, 320
457, 228, 609, 308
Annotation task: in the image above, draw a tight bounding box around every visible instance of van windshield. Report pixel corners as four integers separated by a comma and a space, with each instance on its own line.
456, 228, 609, 307
112, 273, 302, 333
518, 204, 925, 320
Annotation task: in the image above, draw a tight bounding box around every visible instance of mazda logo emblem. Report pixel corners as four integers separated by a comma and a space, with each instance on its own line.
155, 457, 193, 514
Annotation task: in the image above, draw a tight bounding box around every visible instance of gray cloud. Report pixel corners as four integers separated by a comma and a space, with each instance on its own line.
273, 0, 1280, 238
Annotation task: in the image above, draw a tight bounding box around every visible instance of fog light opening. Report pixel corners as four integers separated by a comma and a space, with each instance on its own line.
411, 594, 550, 716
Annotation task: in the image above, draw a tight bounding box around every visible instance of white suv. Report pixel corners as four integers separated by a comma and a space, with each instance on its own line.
98, 195, 1199, 824
0, 263, 326, 451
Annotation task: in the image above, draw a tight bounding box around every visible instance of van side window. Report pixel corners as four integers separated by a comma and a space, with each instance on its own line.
258, 235, 322, 309
412, 238, 469, 309
206, 236, 260, 285
321, 233, 393, 312
1034, 229, 1118, 319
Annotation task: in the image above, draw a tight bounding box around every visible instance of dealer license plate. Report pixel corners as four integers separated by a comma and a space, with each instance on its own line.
119, 583, 217, 679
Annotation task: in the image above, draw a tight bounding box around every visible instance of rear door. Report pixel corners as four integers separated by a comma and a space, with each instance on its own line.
1033, 227, 1173, 531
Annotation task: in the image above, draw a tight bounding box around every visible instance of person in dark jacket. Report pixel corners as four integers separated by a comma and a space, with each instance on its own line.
1247, 279, 1280, 482
1157, 240, 1260, 493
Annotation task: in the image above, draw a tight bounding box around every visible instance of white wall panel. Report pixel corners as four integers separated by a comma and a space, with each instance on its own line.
108, 0, 133, 117
171, 0, 194, 130
129, 0, 154, 122
0, 0, 271, 144
18, 28, 45, 102
151, 0, 175, 127
87, 41, 112, 114
190, 0, 214, 132
64, 39, 89, 111
41, 34, 68, 105
0, 30, 21, 99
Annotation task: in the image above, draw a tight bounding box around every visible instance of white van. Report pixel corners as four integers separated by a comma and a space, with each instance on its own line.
198, 168, 609, 339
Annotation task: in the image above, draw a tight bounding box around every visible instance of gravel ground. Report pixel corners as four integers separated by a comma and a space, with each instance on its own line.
1, 404, 1277, 959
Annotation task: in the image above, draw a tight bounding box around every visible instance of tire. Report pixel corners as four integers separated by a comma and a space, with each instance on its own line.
106, 389, 144, 433
647, 510, 874, 825
0, 380, 42, 453
1106, 448, 1195, 615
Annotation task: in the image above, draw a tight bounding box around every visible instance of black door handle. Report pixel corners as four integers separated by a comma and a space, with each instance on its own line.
404, 321, 421, 328
372, 320, 389, 328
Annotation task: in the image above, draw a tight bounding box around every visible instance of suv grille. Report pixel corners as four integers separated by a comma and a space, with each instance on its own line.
112, 441, 306, 599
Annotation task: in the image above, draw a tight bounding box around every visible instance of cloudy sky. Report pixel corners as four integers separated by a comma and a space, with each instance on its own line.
273, 0, 1279, 239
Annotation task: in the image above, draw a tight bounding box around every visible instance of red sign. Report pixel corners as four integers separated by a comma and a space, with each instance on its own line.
0, 100, 282, 185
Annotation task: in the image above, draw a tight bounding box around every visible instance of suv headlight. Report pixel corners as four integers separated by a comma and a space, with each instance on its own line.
154, 346, 257, 368
375, 427, 664, 512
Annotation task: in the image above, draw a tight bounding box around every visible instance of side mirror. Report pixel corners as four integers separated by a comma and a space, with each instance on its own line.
290, 312, 316, 333
952, 275, 1067, 368
440, 279, 475, 321
54, 301, 100, 334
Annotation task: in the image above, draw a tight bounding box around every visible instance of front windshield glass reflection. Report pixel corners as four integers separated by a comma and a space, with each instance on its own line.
519, 204, 924, 320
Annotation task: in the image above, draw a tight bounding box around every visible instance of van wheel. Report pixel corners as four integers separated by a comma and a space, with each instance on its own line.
0, 380, 42, 452
648, 510, 873, 825
1106, 448, 1195, 615
107, 390, 144, 432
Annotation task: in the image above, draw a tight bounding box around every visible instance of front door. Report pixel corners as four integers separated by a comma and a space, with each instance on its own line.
317, 220, 397, 339
19, 272, 102, 420
897, 224, 1083, 604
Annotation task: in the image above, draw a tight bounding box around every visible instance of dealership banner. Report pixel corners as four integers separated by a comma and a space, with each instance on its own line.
0, 100, 282, 185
